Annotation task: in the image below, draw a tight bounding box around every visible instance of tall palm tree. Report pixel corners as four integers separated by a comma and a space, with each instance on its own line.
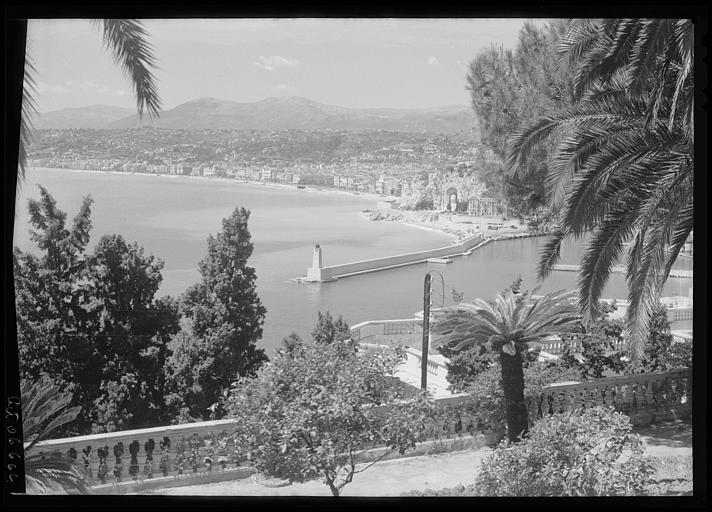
21, 379, 93, 494
431, 289, 580, 442
506, 18, 693, 362
20, 19, 162, 180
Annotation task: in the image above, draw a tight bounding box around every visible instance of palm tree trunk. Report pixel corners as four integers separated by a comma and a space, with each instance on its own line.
499, 351, 529, 443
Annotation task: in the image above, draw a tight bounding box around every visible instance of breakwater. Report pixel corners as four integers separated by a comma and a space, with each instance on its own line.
552, 263, 693, 279
304, 232, 487, 282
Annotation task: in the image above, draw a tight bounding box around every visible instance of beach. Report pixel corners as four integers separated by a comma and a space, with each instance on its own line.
362, 207, 530, 242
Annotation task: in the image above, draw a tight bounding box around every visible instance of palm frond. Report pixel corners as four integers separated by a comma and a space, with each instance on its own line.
431, 289, 579, 354
530, 17, 694, 363
21, 379, 92, 494
24, 452, 93, 495
19, 48, 39, 182
557, 18, 603, 69
93, 19, 162, 119
625, 223, 670, 362
577, 205, 640, 323
536, 228, 567, 280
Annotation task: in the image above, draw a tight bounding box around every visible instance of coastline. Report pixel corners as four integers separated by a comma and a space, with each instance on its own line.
29, 167, 541, 243
361, 208, 539, 243
29, 166, 394, 205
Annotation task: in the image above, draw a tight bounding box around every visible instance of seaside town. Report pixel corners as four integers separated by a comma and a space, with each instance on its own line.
27, 128, 488, 196
8, 16, 698, 501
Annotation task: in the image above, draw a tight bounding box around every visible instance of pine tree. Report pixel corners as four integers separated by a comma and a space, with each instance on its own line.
165, 207, 267, 420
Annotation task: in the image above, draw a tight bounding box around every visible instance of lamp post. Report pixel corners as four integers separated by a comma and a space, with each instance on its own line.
421, 272, 432, 391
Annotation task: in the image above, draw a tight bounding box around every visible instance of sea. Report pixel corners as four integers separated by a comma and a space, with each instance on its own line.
13, 168, 693, 356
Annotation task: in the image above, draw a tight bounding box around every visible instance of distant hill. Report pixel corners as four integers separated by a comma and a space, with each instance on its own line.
33, 105, 135, 129
97, 96, 477, 134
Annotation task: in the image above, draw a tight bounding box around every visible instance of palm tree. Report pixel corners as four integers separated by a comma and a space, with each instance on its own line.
431, 288, 580, 442
21, 379, 93, 494
20, 19, 162, 180
506, 18, 693, 362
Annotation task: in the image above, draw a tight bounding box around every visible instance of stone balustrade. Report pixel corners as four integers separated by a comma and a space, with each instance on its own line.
534, 336, 627, 355
25, 393, 474, 489
529, 368, 691, 426
350, 318, 422, 347
25, 368, 690, 490
25, 418, 238, 486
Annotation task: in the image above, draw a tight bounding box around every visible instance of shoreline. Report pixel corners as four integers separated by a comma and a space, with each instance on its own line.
362, 208, 542, 243
29, 166, 394, 205
358, 211, 459, 243
29, 167, 542, 243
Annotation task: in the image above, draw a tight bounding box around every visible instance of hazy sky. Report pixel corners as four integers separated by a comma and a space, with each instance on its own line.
27, 18, 543, 112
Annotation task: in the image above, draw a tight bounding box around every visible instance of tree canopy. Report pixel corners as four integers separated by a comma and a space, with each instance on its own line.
15, 186, 179, 434
224, 336, 433, 496
164, 207, 268, 422
467, 20, 575, 217
506, 18, 694, 361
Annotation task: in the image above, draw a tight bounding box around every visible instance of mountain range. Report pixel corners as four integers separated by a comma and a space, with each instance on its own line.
32, 105, 135, 129
34, 97, 477, 134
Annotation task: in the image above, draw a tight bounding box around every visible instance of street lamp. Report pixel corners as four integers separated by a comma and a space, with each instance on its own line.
421, 270, 444, 391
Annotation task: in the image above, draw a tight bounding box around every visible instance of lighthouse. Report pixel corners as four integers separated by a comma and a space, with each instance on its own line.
306, 244, 323, 281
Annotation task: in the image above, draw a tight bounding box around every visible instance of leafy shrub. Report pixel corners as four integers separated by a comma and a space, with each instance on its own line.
626, 304, 692, 373
223, 337, 434, 496
402, 484, 477, 497
472, 406, 656, 496
558, 303, 628, 379
664, 338, 692, 369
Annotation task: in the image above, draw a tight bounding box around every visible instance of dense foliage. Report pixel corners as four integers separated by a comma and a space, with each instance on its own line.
467, 20, 575, 217
15, 190, 269, 433
14, 186, 180, 434
223, 336, 434, 496
473, 407, 656, 496
557, 302, 628, 379
163, 207, 268, 421
507, 19, 694, 362
311, 311, 351, 345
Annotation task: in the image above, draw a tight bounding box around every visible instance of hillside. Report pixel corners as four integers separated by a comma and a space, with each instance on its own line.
33, 105, 135, 129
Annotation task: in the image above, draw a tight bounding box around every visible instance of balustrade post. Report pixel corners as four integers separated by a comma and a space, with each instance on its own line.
81, 446, 92, 479
159, 437, 171, 477
97, 446, 109, 484
128, 440, 140, 480
143, 439, 155, 479
113, 442, 124, 482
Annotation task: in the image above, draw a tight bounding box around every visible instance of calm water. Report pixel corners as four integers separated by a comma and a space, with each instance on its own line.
14, 168, 692, 355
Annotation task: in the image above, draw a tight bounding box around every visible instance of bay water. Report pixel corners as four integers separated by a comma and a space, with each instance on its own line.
13, 168, 692, 355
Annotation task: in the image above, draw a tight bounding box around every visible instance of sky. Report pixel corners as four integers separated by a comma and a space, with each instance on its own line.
27, 18, 544, 113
